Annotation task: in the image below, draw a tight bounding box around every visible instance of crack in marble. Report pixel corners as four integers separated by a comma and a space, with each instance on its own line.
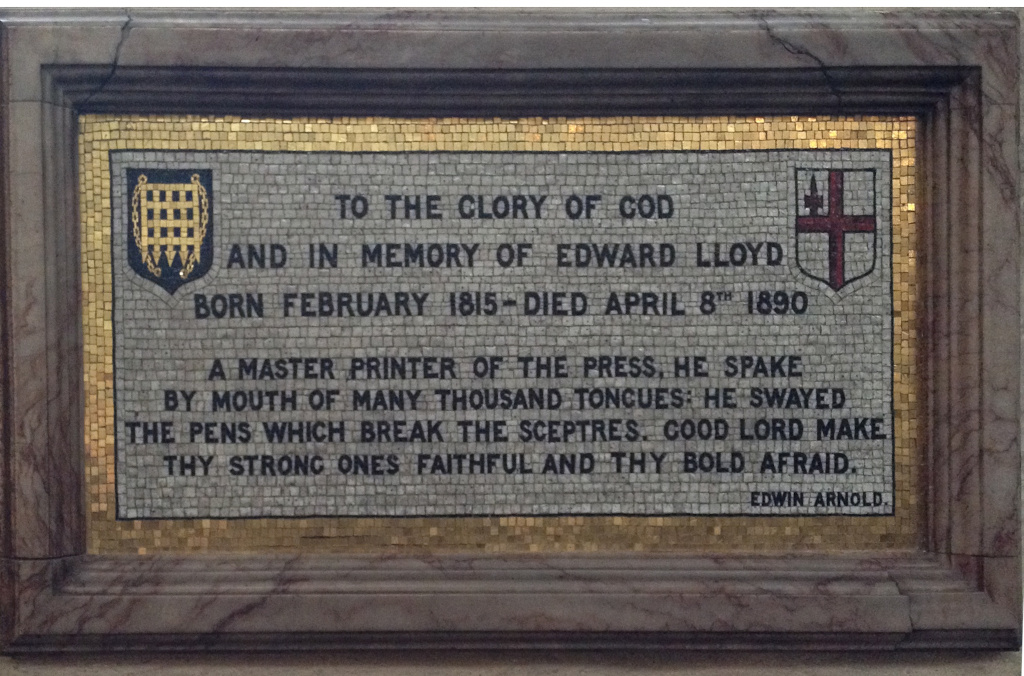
759, 15, 844, 111
78, 11, 133, 110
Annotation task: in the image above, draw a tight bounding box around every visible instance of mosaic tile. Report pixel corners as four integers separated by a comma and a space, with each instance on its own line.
79, 116, 920, 554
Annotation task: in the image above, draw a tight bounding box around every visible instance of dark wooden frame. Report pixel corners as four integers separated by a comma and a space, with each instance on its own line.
0, 10, 1019, 651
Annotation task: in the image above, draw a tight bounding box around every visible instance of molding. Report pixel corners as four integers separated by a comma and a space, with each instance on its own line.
47, 67, 972, 115
6, 554, 1019, 650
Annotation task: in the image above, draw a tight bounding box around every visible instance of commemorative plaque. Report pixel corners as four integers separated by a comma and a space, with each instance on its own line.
2, 10, 1019, 653
113, 148, 893, 520
82, 115, 919, 552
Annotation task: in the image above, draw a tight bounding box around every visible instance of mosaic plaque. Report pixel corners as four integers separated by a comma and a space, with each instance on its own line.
81, 116, 919, 553
106, 146, 895, 520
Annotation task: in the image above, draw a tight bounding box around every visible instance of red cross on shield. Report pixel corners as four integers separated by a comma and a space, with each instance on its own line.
795, 169, 877, 291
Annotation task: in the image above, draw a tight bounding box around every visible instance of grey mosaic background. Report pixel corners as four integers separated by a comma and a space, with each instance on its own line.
110, 150, 893, 519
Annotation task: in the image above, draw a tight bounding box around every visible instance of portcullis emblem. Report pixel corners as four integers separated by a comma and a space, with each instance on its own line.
127, 168, 213, 294
795, 168, 877, 292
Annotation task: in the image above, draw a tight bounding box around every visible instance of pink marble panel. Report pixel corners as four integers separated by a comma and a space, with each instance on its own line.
1, 12, 1014, 102
5, 23, 130, 103
5, 102, 42, 166
979, 102, 1021, 558
945, 77, 984, 560
923, 101, 951, 554
7, 167, 51, 559
41, 99, 84, 557
14, 556, 916, 639
981, 555, 1023, 625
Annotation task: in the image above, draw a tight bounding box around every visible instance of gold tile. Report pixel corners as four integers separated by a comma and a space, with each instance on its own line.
80, 115, 920, 554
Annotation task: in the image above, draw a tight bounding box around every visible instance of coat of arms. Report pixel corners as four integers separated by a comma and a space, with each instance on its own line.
795, 168, 877, 292
127, 168, 213, 294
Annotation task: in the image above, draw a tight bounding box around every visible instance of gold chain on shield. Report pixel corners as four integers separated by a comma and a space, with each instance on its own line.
131, 173, 209, 278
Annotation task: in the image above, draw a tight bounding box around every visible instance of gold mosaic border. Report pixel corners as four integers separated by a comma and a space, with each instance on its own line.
80, 115, 920, 554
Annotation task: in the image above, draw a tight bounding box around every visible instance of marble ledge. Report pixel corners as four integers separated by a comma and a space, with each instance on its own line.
5, 553, 1018, 649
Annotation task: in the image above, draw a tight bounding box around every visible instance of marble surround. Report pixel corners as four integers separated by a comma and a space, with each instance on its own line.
0, 10, 1019, 651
